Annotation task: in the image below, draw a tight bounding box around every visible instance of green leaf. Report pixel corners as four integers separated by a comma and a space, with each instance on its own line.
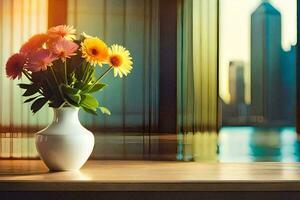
99, 106, 111, 115
80, 94, 99, 111
31, 98, 48, 113
62, 93, 81, 106
81, 106, 98, 115
18, 83, 32, 89
74, 80, 86, 90
22, 84, 40, 96
87, 83, 106, 93
59, 84, 80, 95
24, 96, 40, 103
49, 99, 64, 108
59, 84, 81, 106
69, 94, 81, 105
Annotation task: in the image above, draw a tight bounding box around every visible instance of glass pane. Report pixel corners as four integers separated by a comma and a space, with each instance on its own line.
219, 0, 298, 162
220, 0, 297, 126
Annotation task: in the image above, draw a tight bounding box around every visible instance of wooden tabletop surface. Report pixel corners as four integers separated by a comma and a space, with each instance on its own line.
1, 160, 300, 191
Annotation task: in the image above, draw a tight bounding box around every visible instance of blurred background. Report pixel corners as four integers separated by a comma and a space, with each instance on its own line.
220, 0, 297, 127
0, 0, 299, 162
218, 0, 299, 162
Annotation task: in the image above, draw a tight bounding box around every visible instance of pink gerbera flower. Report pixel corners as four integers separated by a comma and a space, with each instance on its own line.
47, 25, 76, 40
50, 38, 79, 61
26, 49, 57, 72
20, 34, 49, 56
6, 53, 26, 80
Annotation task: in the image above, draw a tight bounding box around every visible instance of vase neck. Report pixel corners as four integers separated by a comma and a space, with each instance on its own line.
53, 107, 80, 124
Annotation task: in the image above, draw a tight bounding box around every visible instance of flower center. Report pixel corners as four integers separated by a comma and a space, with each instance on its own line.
59, 50, 66, 57
110, 55, 122, 67
91, 48, 98, 56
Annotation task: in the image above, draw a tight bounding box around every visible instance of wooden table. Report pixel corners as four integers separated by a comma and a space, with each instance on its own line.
1, 160, 300, 199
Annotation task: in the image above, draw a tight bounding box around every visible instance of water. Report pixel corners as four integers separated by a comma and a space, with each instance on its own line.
219, 127, 300, 162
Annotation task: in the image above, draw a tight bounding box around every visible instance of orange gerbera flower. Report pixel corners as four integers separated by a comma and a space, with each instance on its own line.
81, 37, 109, 66
20, 33, 49, 56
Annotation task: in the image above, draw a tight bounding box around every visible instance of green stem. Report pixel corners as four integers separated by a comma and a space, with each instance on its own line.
44, 74, 55, 95
64, 60, 68, 85
83, 66, 94, 84
88, 67, 112, 90
49, 66, 59, 87
82, 62, 89, 81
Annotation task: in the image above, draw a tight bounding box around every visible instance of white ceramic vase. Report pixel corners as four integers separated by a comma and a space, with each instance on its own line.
35, 107, 94, 171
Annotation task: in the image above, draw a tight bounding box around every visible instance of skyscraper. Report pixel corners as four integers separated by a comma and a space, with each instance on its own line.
281, 45, 296, 124
229, 61, 248, 119
221, 61, 249, 125
229, 61, 245, 105
251, 1, 282, 124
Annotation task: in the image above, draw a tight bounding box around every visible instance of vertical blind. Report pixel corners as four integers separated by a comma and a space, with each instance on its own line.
177, 0, 219, 161
67, 0, 160, 133
0, 0, 49, 158
67, 0, 163, 159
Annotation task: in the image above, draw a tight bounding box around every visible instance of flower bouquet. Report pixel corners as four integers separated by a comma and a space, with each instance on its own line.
6, 25, 133, 114
5, 25, 133, 171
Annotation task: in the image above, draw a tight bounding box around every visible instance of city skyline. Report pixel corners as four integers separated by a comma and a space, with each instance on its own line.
219, 0, 297, 104
222, 0, 296, 126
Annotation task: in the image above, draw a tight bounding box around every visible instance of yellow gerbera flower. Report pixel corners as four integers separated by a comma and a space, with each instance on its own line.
81, 37, 109, 66
108, 44, 133, 78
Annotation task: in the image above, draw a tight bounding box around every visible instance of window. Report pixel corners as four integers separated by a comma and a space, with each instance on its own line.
220, 0, 297, 126
1, 0, 298, 162
219, 0, 299, 161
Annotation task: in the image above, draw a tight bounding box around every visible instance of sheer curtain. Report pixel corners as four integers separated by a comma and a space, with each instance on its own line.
68, 0, 159, 132
67, 0, 161, 159
0, 0, 49, 158
177, 0, 219, 161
